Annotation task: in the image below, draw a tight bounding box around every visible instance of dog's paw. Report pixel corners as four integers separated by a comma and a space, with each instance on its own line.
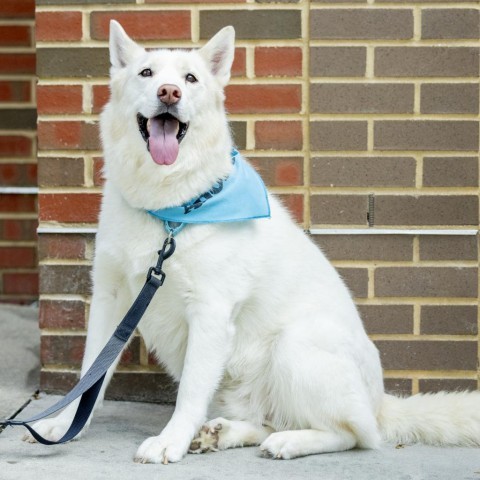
260, 432, 301, 460
134, 430, 191, 464
22, 416, 84, 444
189, 420, 225, 454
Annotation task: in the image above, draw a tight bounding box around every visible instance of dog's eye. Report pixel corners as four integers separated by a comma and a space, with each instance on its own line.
185, 73, 198, 83
139, 68, 153, 78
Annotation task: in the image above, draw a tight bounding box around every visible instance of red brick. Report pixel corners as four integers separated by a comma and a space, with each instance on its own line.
39, 299, 86, 330
0, 26, 31, 47
41, 335, 85, 365
38, 121, 100, 150
250, 157, 303, 187
0, 246, 36, 268
147, 0, 244, 3
92, 85, 110, 114
90, 11, 191, 41
0, 81, 31, 103
255, 121, 303, 150
0, 219, 37, 241
225, 85, 301, 114
0, 0, 34, 19
3, 272, 38, 295
0, 136, 32, 157
93, 157, 105, 186
255, 47, 302, 77
277, 194, 304, 223
0, 54, 35, 75
39, 193, 101, 223
38, 234, 87, 260
37, 85, 83, 115
0, 163, 37, 186
232, 48, 246, 77
0, 195, 36, 213
36, 11, 83, 42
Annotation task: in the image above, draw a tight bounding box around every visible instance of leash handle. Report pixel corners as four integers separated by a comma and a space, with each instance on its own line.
0, 237, 175, 445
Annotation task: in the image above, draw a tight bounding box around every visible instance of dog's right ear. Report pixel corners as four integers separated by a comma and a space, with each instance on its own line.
109, 20, 144, 69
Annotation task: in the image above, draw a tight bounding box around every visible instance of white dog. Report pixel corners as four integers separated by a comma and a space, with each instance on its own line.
25, 21, 480, 463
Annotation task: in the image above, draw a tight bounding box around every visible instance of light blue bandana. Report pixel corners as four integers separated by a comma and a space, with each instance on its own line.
148, 149, 270, 235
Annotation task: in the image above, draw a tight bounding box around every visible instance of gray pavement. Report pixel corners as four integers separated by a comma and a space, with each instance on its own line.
1, 304, 480, 479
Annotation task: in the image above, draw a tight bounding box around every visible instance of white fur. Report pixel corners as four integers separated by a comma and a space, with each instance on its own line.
25, 21, 480, 463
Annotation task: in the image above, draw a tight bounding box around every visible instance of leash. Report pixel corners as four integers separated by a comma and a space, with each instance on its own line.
0, 233, 176, 445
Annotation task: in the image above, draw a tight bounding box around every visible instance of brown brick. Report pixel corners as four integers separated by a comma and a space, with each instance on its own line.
420, 84, 478, 115
375, 47, 479, 77
337, 267, 368, 298
38, 234, 88, 260
39, 264, 92, 295
0, 163, 37, 187
310, 195, 368, 225
310, 47, 366, 77
0, 26, 31, 47
421, 305, 477, 335
423, 157, 478, 188
374, 195, 478, 227
311, 157, 416, 187
311, 84, 414, 114
93, 157, 105, 187
3, 272, 38, 296
230, 121, 246, 150
374, 121, 478, 151
358, 304, 414, 335
0, 136, 33, 158
0, 194, 36, 213
200, 10, 301, 40
36, 11, 83, 41
0, 109, 36, 130
37, 48, 108, 78
39, 193, 101, 223
0, 0, 34, 18
0, 219, 37, 241
314, 235, 413, 261
37, 85, 83, 115
38, 157, 84, 187
41, 335, 85, 366
0, 81, 31, 103
255, 121, 302, 150
106, 372, 177, 403
254, 47, 302, 77
37, 0, 131, 3
376, 340, 477, 370
225, 85, 301, 114
249, 157, 303, 187
419, 379, 477, 393
276, 194, 304, 223
422, 9, 479, 40
419, 236, 477, 261
311, 122, 368, 151
0, 53, 35, 75
375, 267, 478, 298
0, 246, 36, 268
38, 121, 101, 151
39, 299, 86, 330
311, 9, 413, 39
90, 11, 191, 41
384, 378, 412, 396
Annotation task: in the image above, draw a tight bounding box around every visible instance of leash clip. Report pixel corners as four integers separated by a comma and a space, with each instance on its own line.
146, 234, 176, 284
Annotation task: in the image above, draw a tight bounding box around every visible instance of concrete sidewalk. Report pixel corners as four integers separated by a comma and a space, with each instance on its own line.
1, 304, 480, 480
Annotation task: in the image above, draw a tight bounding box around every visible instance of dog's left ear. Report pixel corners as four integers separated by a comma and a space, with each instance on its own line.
109, 20, 144, 69
199, 26, 235, 87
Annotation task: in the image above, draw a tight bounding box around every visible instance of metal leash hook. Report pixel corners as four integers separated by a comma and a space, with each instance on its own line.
146, 233, 176, 284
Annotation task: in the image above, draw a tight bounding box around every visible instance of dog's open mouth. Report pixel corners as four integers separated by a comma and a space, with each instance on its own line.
137, 113, 189, 166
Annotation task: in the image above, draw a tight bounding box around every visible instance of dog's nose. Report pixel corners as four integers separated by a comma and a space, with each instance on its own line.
158, 84, 182, 105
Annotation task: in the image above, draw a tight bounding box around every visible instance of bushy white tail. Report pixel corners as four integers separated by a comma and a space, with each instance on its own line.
378, 391, 480, 447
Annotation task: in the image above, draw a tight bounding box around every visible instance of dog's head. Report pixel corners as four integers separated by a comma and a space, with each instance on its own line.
105, 20, 235, 168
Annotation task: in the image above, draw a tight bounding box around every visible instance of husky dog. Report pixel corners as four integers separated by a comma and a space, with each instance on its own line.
25, 21, 480, 463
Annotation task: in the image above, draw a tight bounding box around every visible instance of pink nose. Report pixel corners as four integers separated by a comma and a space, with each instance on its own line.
158, 84, 181, 105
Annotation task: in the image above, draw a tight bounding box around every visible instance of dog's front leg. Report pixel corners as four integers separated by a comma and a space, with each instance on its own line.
135, 301, 234, 464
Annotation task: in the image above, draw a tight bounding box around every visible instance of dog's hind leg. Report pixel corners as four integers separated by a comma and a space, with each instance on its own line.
189, 418, 274, 453
260, 428, 357, 459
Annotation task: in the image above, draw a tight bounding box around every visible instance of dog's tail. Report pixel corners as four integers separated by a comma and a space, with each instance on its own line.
378, 391, 480, 446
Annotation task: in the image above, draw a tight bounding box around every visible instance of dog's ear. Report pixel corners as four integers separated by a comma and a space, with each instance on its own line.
109, 20, 144, 69
199, 26, 235, 87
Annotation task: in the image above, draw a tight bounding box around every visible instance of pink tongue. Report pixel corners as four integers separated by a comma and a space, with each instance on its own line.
148, 117, 179, 165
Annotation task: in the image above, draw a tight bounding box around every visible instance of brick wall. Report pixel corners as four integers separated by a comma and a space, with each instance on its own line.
36, 0, 479, 401
0, 0, 38, 304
